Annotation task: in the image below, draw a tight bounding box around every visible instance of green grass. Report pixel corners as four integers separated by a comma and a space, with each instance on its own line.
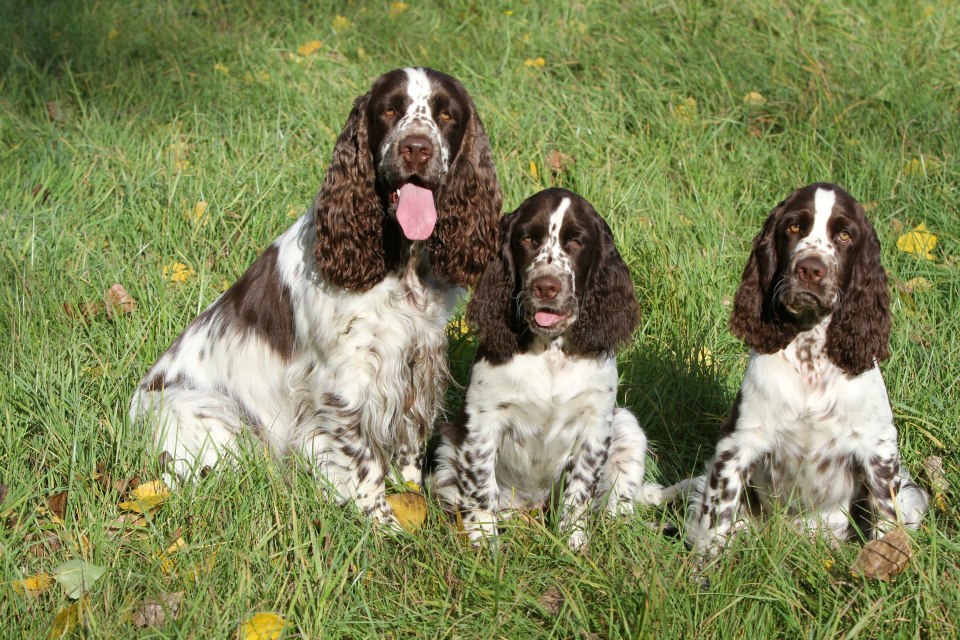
2, 0, 959, 637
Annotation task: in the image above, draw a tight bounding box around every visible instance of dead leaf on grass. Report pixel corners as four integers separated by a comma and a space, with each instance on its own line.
104, 284, 136, 319
0, 484, 8, 503
238, 612, 286, 640
49, 597, 88, 639
851, 527, 912, 581
118, 480, 171, 513
130, 591, 184, 629
545, 150, 575, 175
47, 491, 68, 521
62, 301, 103, 323
52, 559, 106, 599
386, 492, 427, 531
11, 573, 54, 595
94, 461, 140, 498
538, 586, 564, 616
923, 455, 949, 495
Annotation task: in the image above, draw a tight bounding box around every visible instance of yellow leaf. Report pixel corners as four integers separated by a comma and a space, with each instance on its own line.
162, 262, 196, 284
389, 2, 409, 17
742, 91, 766, 106
238, 612, 286, 640
896, 223, 937, 260
529, 160, 539, 181
332, 15, 351, 32
505, 9, 514, 15
671, 97, 697, 123
12, 573, 54, 595
297, 40, 323, 56
523, 56, 546, 68
108, 28, 120, 40
214, 63, 230, 76
286, 206, 302, 219
158, 536, 187, 574
183, 547, 219, 584
386, 492, 427, 531
823, 558, 834, 570
184, 200, 207, 227
49, 597, 88, 639
119, 480, 171, 513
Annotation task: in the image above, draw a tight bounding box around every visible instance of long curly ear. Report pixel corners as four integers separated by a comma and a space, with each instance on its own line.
313, 93, 386, 291
570, 216, 640, 354
729, 204, 799, 352
826, 210, 891, 375
431, 95, 502, 288
466, 214, 517, 363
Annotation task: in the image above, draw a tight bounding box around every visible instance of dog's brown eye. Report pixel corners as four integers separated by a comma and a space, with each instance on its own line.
788, 223, 801, 235
837, 230, 851, 243
439, 111, 453, 122
565, 239, 583, 251
384, 108, 397, 119
520, 237, 537, 249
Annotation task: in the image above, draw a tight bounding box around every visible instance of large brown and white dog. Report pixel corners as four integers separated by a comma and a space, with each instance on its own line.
684, 183, 927, 555
130, 68, 501, 526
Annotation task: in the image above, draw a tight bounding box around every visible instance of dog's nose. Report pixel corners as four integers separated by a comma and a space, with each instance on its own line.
795, 256, 826, 284
531, 276, 562, 301
399, 135, 433, 169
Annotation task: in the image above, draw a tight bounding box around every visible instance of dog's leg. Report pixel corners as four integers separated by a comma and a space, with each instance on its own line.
559, 415, 610, 551
685, 434, 764, 555
862, 436, 928, 536
453, 420, 502, 547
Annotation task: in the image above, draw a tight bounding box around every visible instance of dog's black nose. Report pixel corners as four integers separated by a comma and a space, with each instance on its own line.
531, 275, 562, 301
399, 135, 434, 169
795, 256, 826, 284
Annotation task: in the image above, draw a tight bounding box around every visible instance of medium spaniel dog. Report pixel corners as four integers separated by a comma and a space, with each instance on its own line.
130, 68, 501, 526
684, 183, 928, 555
432, 188, 669, 550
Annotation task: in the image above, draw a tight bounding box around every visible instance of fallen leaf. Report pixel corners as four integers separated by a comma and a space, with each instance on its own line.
131, 591, 184, 629
742, 91, 766, 106
923, 455, 949, 495
851, 527, 912, 581
538, 586, 564, 616
545, 150, 574, 174
118, 480, 171, 513
214, 62, 230, 76
897, 276, 933, 295
671, 97, 698, 123
896, 223, 937, 260
49, 597, 87, 639
158, 536, 187, 574
386, 492, 427, 531
238, 612, 286, 640
25, 531, 62, 558
47, 491, 68, 521
0, 484, 8, 503
183, 547, 219, 584
523, 56, 546, 68
183, 200, 208, 228
46, 101, 65, 122
297, 40, 323, 56
529, 160, 539, 181
12, 573, 54, 595
331, 15, 351, 32
52, 559, 106, 599
162, 262, 195, 284
389, 2, 409, 17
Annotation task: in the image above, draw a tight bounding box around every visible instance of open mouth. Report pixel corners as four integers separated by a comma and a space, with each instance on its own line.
390, 182, 437, 241
533, 309, 568, 328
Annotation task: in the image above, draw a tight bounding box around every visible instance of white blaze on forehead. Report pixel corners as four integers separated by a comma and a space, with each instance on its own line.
796, 187, 837, 255
403, 67, 432, 108
548, 197, 572, 244
531, 196, 573, 270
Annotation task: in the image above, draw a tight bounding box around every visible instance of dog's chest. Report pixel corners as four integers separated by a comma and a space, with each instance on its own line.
469, 346, 617, 498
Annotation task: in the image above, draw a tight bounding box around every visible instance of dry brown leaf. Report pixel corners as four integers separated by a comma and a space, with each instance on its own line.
47, 491, 68, 521
130, 591, 184, 629
545, 150, 575, 174
924, 455, 949, 495
851, 527, 912, 581
0, 484, 8, 504
385, 492, 427, 531
49, 597, 88, 637
104, 284, 136, 319
46, 101, 65, 122
25, 531, 62, 558
538, 586, 564, 616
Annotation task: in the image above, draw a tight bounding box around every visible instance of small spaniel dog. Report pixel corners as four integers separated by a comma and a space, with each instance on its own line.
432, 188, 669, 550
685, 183, 928, 555
130, 68, 501, 526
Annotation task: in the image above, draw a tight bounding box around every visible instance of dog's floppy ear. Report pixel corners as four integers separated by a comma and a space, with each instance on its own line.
467, 212, 517, 363
570, 214, 640, 354
826, 206, 891, 375
729, 202, 799, 353
313, 92, 386, 291
431, 89, 503, 288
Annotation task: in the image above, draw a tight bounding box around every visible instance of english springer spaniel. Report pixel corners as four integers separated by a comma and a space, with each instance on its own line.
130, 68, 501, 526
432, 188, 670, 550
684, 183, 928, 555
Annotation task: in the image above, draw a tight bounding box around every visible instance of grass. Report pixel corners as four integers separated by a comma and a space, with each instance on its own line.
2, 0, 959, 637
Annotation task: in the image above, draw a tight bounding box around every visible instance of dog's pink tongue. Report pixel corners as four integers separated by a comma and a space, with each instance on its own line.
396, 183, 437, 241
535, 311, 565, 327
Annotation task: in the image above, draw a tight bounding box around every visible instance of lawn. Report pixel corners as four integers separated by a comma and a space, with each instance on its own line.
2, 0, 958, 637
